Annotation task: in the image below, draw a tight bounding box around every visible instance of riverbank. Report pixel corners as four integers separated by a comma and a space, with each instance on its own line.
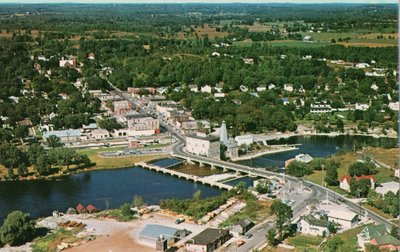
232, 145, 299, 161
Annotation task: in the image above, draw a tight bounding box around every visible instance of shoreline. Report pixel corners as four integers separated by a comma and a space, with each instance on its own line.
231, 146, 298, 161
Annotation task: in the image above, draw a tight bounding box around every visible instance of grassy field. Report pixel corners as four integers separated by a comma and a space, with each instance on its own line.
362, 204, 393, 220
286, 235, 324, 251
323, 224, 367, 251
364, 147, 399, 169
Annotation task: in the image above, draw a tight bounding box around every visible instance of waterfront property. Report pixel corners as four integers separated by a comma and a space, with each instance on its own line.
186, 132, 220, 159
139, 224, 189, 246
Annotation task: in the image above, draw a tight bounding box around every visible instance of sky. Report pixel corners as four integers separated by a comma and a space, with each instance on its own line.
2, 0, 397, 3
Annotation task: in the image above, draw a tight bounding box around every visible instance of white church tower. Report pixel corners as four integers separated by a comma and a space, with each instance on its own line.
220, 120, 228, 145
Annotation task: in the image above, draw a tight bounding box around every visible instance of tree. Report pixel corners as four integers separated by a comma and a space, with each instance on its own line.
132, 194, 144, 208
286, 161, 312, 177
335, 119, 344, 132
97, 117, 122, 132
192, 190, 202, 201
327, 221, 337, 234
350, 178, 371, 197
0, 210, 35, 246
266, 228, 278, 247
13, 125, 29, 142
325, 163, 338, 186
34, 154, 50, 175
256, 180, 270, 194
46, 135, 63, 148
270, 200, 293, 239
120, 203, 133, 219
348, 161, 375, 177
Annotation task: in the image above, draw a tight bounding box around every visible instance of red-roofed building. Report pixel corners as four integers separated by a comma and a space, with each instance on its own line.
86, 204, 99, 214
340, 175, 376, 192
339, 175, 352, 191
76, 203, 88, 214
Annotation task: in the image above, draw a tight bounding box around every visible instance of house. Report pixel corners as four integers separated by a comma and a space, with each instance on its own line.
370, 83, 379, 91
256, 85, 267, 92
91, 129, 110, 139
201, 85, 212, 94
186, 132, 220, 159
295, 153, 313, 163
231, 218, 254, 237
299, 215, 329, 236
235, 135, 254, 146
302, 55, 313, 60
185, 228, 230, 252
339, 175, 376, 192
284, 84, 294, 92
356, 63, 370, 69
86, 204, 99, 214
395, 169, 400, 178
355, 103, 370, 111
326, 209, 358, 229
239, 85, 249, 92
127, 114, 160, 132
76, 203, 88, 214
140, 224, 188, 246
214, 93, 225, 98
268, 83, 276, 90
215, 83, 224, 93
375, 181, 400, 196
59, 57, 77, 68
303, 35, 314, 42
179, 120, 198, 135
88, 53, 95, 60
188, 84, 198, 93
242, 58, 254, 64
310, 102, 332, 113
388, 102, 399, 111
281, 98, 289, 105
357, 224, 400, 251
81, 123, 98, 132
211, 52, 220, 57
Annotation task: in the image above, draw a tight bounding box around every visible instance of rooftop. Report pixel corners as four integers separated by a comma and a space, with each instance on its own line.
139, 224, 179, 240
43, 129, 82, 139
187, 134, 219, 142
189, 228, 229, 245
303, 215, 329, 228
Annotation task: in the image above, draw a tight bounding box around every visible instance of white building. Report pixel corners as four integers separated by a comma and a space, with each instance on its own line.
214, 93, 225, 98
356, 63, 370, 69
355, 103, 370, 111
268, 83, 276, 90
388, 102, 399, 111
395, 169, 400, 178
326, 209, 358, 229
186, 132, 220, 159
201, 85, 212, 94
299, 215, 329, 236
256, 85, 267, 92
127, 114, 159, 132
188, 84, 198, 93
375, 181, 400, 196
235, 135, 254, 146
284, 84, 294, 92
295, 153, 313, 163
310, 102, 332, 113
91, 129, 110, 139
239, 85, 249, 92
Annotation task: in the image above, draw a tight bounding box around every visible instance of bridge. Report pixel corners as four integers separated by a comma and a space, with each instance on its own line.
136, 162, 233, 190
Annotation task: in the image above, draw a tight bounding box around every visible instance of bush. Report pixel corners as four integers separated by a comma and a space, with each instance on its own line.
0, 210, 35, 246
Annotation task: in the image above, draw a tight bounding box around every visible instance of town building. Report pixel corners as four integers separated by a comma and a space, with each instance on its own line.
201, 85, 212, 93
91, 129, 110, 140
326, 209, 358, 229
357, 224, 400, 251
113, 100, 132, 115
225, 138, 239, 160
186, 132, 220, 159
59, 57, 77, 68
256, 85, 267, 92
43, 129, 83, 142
188, 84, 198, 92
295, 153, 313, 163
299, 215, 329, 236
303, 35, 314, 42
284, 84, 294, 92
355, 103, 370, 111
127, 114, 160, 133
231, 218, 254, 237
139, 224, 189, 248
310, 102, 332, 113
219, 121, 228, 145
185, 228, 230, 252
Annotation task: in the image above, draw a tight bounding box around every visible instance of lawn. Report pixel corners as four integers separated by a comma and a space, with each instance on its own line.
323, 224, 367, 251
362, 204, 393, 220
286, 235, 324, 251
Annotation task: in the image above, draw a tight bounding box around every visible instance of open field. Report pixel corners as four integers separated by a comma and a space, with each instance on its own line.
286, 235, 323, 251
364, 147, 399, 169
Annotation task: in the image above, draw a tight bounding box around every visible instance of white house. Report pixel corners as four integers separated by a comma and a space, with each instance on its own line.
186, 132, 220, 159
211, 52, 220, 57
339, 175, 351, 192
284, 84, 294, 92
299, 215, 329, 236
214, 93, 225, 98
215, 83, 224, 93
256, 85, 267, 92
268, 83, 276, 90
375, 181, 400, 196
395, 169, 400, 178
355, 103, 370, 111
326, 209, 358, 229
388, 102, 399, 111
239, 85, 249, 92
370, 84, 379, 91
356, 63, 370, 69
303, 36, 314, 42
188, 84, 198, 92
201, 85, 212, 94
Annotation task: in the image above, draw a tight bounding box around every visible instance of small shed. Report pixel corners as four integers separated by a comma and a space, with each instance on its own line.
231, 218, 254, 237
76, 203, 88, 214
86, 204, 99, 214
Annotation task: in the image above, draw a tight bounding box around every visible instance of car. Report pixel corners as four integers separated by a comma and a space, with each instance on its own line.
236, 240, 245, 247
338, 197, 345, 202
245, 233, 253, 239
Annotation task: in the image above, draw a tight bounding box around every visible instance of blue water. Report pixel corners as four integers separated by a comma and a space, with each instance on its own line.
0, 167, 221, 223
238, 135, 396, 168
149, 158, 184, 168
225, 177, 257, 188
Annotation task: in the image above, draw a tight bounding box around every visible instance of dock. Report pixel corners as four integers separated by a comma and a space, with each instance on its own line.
136, 162, 233, 190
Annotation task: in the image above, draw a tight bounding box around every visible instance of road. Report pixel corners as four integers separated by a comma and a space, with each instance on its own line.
104, 76, 396, 251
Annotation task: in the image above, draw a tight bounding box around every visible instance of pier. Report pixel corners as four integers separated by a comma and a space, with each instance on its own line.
136, 162, 233, 190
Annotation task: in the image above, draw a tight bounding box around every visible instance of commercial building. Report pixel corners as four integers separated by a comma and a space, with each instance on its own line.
186, 132, 220, 159
185, 228, 230, 252
43, 129, 82, 142
113, 100, 132, 115
127, 114, 160, 133
139, 224, 189, 249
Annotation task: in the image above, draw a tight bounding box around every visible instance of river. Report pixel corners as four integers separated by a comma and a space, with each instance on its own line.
0, 135, 395, 223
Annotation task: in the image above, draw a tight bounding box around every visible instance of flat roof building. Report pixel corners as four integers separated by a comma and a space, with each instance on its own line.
185, 228, 230, 252
186, 132, 220, 159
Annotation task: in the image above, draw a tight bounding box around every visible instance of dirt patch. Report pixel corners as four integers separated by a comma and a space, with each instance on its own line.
66, 229, 153, 252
